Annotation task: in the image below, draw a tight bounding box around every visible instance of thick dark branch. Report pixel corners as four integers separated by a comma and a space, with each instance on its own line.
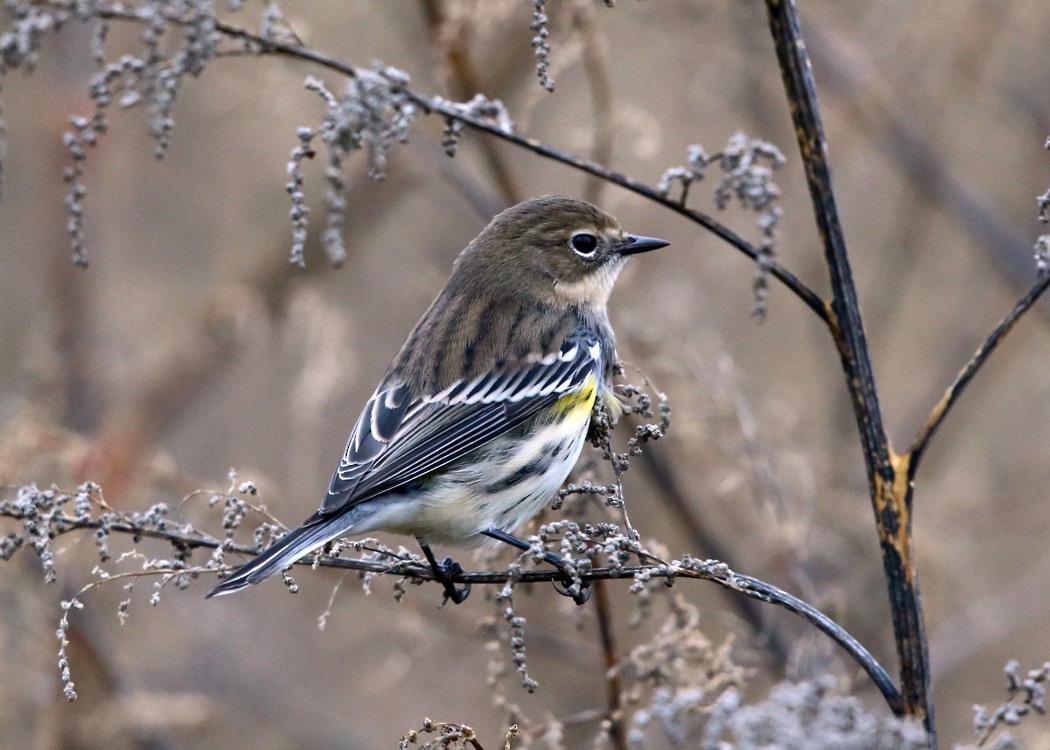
764, 0, 931, 739
909, 272, 1050, 475
764, 0, 888, 472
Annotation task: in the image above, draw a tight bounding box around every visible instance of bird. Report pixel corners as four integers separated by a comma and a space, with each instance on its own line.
207, 196, 669, 604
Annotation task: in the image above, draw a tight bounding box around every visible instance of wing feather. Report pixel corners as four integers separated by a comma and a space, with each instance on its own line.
321, 332, 601, 514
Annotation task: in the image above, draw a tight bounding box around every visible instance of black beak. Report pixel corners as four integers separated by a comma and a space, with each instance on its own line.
618, 234, 670, 256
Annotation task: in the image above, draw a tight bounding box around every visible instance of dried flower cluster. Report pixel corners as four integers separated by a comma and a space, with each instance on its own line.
288, 66, 415, 266
400, 717, 518, 750
0, 0, 247, 263
435, 93, 515, 158
1035, 141, 1050, 275
530, 0, 554, 92
659, 134, 786, 317
971, 660, 1050, 748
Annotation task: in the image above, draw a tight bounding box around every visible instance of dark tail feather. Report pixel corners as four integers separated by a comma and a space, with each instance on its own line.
206, 516, 347, 598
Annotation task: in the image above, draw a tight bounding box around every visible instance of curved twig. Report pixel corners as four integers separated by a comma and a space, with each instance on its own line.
909, 272, 1050, 474
24, 509, 900, 711
38, 0, 828, 322
715, 571, 901, 714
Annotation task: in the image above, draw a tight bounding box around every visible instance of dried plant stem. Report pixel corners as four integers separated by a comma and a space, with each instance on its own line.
592, 579, 626, 750
765, 0, 929, 737
761, 0, 1050, 743
764, 4, 1050, 744
13, 506, 900, 711
32, 0, 827, 322
909, 273, 1050, 470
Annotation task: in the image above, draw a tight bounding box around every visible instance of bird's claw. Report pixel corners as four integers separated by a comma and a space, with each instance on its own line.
551, 567, 591, 605
437, 556, 471, 605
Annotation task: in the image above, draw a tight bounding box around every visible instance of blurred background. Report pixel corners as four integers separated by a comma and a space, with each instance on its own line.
2, 0, 1050, 747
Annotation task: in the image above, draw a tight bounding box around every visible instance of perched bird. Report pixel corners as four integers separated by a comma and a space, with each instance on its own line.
207, 196, 668, 603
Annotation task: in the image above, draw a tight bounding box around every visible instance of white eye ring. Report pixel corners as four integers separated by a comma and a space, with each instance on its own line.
569, 232, 599, 258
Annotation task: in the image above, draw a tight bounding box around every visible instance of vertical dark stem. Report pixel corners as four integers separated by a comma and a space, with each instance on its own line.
593, 579, 627, 750
764, 0, 933, 742
764, 1, 885, 460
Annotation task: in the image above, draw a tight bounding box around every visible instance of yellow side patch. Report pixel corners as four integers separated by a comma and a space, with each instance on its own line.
552, 373, 598, 419
601, 389, 624, 422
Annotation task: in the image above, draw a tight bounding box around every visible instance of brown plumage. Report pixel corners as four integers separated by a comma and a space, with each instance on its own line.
394, 196, 631, 390
208, 196, 668, 602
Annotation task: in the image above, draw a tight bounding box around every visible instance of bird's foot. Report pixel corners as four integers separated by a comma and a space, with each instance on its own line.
435, 556, 472, 605
418, 540, 471, 605
552, 575, 592, 605
479, 528, 591, 605
546, 554, 591, 605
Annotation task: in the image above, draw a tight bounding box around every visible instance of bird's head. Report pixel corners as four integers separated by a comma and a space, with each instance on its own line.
456, 196, 669, 308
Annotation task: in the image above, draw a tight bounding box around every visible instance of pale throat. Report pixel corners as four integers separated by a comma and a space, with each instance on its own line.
552, 259, 626, 307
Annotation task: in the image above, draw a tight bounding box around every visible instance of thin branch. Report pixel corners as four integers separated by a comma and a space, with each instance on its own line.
423, 110, 828, 320
12, 507, 900, 711
236, 14, 828, 320
37, 0, 828, 322
909, 272, 1050, 474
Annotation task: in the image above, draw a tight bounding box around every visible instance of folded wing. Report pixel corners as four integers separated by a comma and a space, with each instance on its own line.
321, 333, 602, 514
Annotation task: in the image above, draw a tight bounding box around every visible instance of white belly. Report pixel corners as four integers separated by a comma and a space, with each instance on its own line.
349, 406, 592, 547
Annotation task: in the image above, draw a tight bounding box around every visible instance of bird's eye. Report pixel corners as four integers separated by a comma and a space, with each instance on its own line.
570, 232, 599, 258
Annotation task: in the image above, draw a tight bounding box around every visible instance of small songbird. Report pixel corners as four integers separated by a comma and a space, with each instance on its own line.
207, 196, 668, 603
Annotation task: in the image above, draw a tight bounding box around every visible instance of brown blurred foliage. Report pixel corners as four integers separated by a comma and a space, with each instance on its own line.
2, 1, 1050, 747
